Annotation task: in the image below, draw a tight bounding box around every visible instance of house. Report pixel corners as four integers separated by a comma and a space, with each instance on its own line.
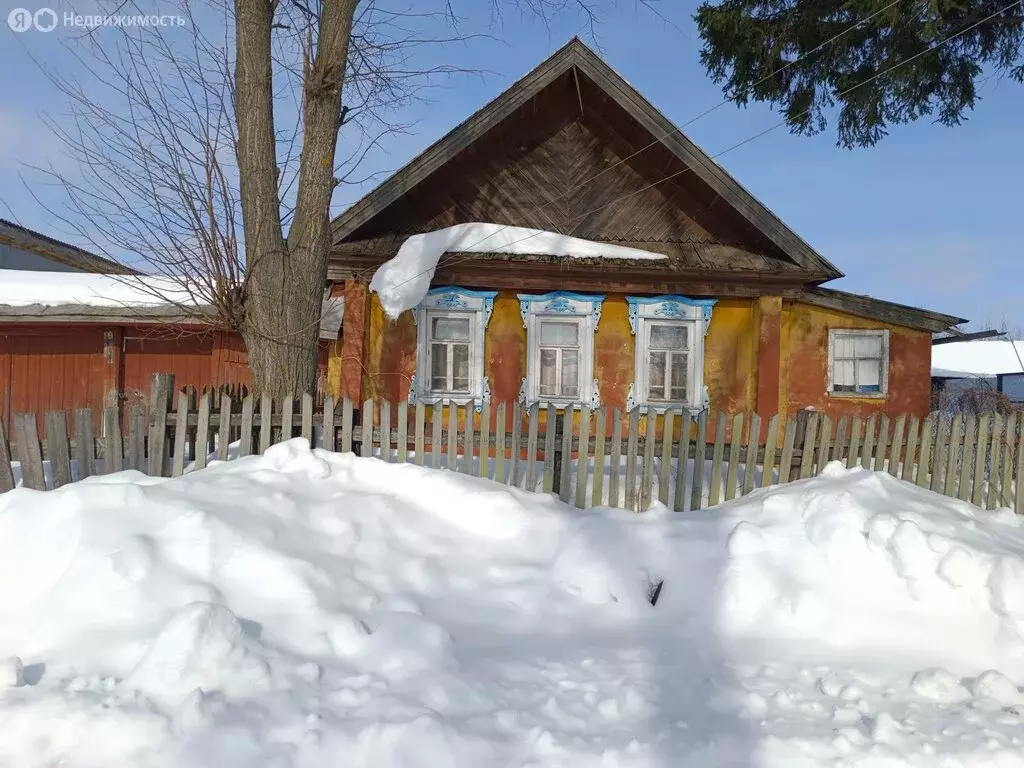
0, 222, 342, 430
326, 38, 963, 430
931, 339, 1024, 409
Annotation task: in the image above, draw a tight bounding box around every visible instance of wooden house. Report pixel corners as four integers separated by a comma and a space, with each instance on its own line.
327, 39, 963, 428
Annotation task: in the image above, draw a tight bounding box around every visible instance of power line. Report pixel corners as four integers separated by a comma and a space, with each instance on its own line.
368, 0, 1021, 297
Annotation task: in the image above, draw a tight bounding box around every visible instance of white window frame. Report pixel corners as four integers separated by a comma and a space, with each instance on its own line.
827, 328, 889, 398
412, 287, 496, 408
626, 295, 715, 412
518, 291, 603, 408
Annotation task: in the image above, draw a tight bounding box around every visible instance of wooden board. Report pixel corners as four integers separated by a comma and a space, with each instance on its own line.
744, 412, 761, 495
659, 409, 675, 505
103, 407, 123, 474
128, 407, 147, 471
761, 413, 780, 489
943, 413, 963, 498
608, 408, 622, 507
281, 395, 294, 443
302, 393, 314, 443
1016, 418, 1024, 517
415, 402, 426, 466
725, 412, 743, 500
495, 402, 507, 483
799, 412, 820, 479
431, 404, 443, 469
341, 397, 354, 453
987, 414, 1003, 510
888, 415, 906, 478
559, 407, 573, 504
576, 406, 591, 509
708, 411, 727, 505
930, 415, 949, 493
814, 414, 831, 477
46, 411, 72, 489
861, 414, 877, 471
640, 411, 657, 510
958, 414, 976, 501
675, 411, 693, 510
479, 401, 491, 478
847, 417, 862, 470
877, 415, 890, 472
447, 403, 458, 469
972, 414, 990, 507
74, 408, 96, 480
172, 391, 189, 477
396, 400, 409, 463
510, 401, 522, 486
147, 373, 173, 476
362, 399, 374, 459
778, 417, 797, 486
462, 403, 475, 475
14, 413, 45, 490
915, 413, 934, 488
901, 415, 919, 482
194, 392, 211, 472
323, 395, 336, 453
380, 401, 392, 463
542, 403, 556, 494
691, 410, 708, 509
625, 409, 639, 511
259, 394, 273, 455
1000, 413, 1017, 510
0, 418, 15, 492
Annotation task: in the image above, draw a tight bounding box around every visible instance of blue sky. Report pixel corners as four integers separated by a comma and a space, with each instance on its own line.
2, 1, 1021, 331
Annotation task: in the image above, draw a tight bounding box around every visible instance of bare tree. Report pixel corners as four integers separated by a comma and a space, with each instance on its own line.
30, 0, 632, 396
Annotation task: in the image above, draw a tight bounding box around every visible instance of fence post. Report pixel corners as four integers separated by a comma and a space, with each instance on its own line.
147, 373, 174, 476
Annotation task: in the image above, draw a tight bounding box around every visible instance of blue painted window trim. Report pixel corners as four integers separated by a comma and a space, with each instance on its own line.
624, 295, 716, 336
426, 286, 498, 327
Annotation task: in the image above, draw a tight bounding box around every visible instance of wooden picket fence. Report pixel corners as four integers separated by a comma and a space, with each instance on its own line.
2, 374, 1022, 514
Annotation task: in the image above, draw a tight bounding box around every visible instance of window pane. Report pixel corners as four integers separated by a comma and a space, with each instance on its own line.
648, 351, 666, 400
452, 343, 470, 392
833, 335, 855, 359
539, 349, 557, 396
432, 316, 470, 341
834, 359, 855, 387
561, 349, 579, 397
670, 352, 688, 401
540, 321, 579, 346
854, 335, 882, 357
650, 323, 688, 349
856, 358, 881, 388
431, 343, 448, 390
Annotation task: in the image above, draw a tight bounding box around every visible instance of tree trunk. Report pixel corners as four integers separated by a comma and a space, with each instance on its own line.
233, 0, 358, 398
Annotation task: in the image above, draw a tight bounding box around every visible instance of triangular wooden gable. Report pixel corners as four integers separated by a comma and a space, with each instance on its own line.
330, 38, 842, 282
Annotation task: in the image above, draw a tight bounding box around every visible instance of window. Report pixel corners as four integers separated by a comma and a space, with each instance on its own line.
518, 291, 603, 407
626, 295, 715, 411
828, 329, 889, 397
413, 287, 496, 406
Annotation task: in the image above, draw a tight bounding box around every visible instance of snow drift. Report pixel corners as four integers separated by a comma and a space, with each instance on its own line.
2, 441, 1024, 766
368, 223, 666, 318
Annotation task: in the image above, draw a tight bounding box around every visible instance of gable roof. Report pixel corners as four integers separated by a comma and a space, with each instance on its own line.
330, 38, 842, 282
0, 219, 135, 274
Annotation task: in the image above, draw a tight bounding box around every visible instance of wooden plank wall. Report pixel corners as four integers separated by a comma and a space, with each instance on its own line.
1, 375, 1022, 517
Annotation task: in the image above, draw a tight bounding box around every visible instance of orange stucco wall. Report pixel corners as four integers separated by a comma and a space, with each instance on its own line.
780, 300, 932, 419
355, 290, 933, 431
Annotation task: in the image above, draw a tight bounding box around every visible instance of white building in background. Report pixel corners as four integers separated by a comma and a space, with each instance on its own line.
931, 339, 1024, 407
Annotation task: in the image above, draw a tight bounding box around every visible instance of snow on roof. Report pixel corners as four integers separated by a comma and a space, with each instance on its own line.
931, 339, 1024, 378
0, 269, 195, 308
369, 223, 666, 318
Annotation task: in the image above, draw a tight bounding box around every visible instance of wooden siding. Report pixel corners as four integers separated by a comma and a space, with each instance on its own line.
122, 331, 217, 408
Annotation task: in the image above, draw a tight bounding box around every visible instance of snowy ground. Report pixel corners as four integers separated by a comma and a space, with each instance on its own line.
3, 440, 1024, 767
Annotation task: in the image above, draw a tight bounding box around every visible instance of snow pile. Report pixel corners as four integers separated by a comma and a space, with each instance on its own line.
2, 444, 1024, 766
0, 269, 196, 308
369, 223, 666, 318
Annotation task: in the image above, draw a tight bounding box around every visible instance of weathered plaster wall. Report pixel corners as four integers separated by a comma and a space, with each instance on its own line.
780, 300, 932, 419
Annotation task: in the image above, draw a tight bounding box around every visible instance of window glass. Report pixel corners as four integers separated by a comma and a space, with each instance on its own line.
540, 321, 579, 346
650, 323, 688, 349
431, 316, 470, 341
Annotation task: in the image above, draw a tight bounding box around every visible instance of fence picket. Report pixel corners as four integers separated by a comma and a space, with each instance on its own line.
592, 407, 605, 505
799, 412, 820, 479
148, 374, 173, 476
362, 400, 374, 459
691, 411, 708, 509
495, 402, 508, 484
479, 402, 491, 478
1001, 413, 1017, 509
172, 392, 189, 476
847, 417, 862, 470
239, 396, 254, 457
958, 414, 976, 501
74, 408, 96, 480
761, 414, 780, 489
972, 414, 990, 507
381, 401, 392, 463
625, 409, 640, 510
193, 393, 211, 472
815, 414, 831, 476
641, 412, 657, 510
103, 407, 122, 473
743, 412, 760, 495
281, 394, 294, 442
877, 415, 890, 473
888, 415, 906, 477
987, 414, 1003, 510
660, 409, 675, 505
709, 411, 727, 506
609, 408, 622, 507
461, 403, 474, 475
943, 413, 963, 497
46, 411, 72, 489
14, 414, 45, 490
901, 416, 919, 482
576, 406, 592, 508
1016, 418, 1024, 517
930, 415, 949, 493
415, 401, 426, 466
396, 400, 408, 463
526, 405, 540, 491
341, 397, 353, 454
258, 394, 273, 455
778, 417, 797, 486
0, 419, 14, 492
861, 415, 877, 471
302, 393, 314, 443
832, 415, 849, 467
542, 404, 556, 494
323, 395, 336, 453
510, 401, 523, 485
915, 414, 934, 488
725, 412, 744, 500
447, 403, 457, 470
431, 404, 442, 469
559, 407, 573, 504
676, 412, 693, 511
129, 407, 147, 471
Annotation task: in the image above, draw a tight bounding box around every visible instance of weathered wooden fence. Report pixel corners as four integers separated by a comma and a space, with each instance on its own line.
2, 374, 1022, 514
